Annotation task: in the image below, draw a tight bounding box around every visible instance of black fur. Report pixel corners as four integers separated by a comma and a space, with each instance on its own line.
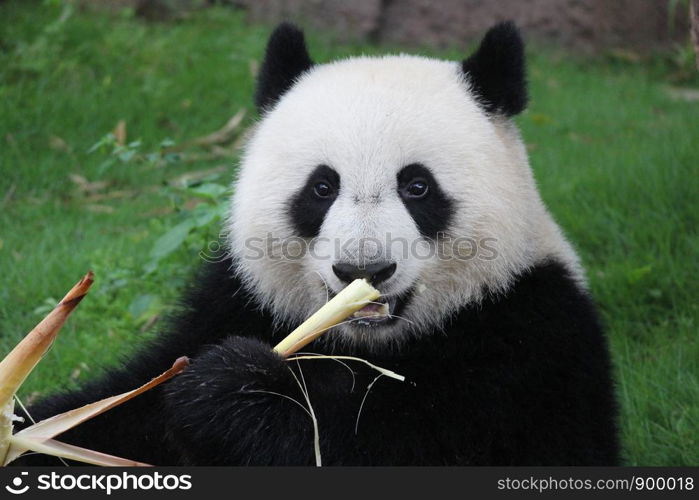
255, 23, 314, 112
288, 164, 341, 238
461, 21, 528, 117
14, 258, 619, 465
397, 163, 455, 239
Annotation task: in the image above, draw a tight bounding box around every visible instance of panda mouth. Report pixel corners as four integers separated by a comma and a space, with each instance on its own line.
348, 287, 414, 327
351, 297, 391, 323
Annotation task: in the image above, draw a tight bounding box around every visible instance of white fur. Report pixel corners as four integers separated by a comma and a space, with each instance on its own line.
227, 54, 582, 346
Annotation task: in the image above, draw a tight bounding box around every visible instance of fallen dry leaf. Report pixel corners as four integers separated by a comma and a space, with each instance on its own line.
69, 174, 110, 194
113, 120, 127, 146
49, 135, 71, 152
174, 109, 246, 151
85, 204, 115, 214
168, 166, 227, 187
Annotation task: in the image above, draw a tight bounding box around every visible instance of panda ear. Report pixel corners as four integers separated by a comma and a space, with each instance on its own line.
255, 23, 314, 113
461, 21, 527, 117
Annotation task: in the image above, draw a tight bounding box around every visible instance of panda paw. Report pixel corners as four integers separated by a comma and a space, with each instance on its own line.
165, 336, 293, 401
161, 336, 310, 464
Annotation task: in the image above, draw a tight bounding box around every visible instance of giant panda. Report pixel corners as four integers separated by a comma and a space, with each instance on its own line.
16, 22, 619, 466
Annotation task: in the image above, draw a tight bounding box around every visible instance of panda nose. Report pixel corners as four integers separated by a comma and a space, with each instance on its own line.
332, 261, 397, 287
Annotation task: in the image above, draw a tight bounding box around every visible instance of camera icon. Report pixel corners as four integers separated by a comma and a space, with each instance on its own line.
5, 471, 30, 495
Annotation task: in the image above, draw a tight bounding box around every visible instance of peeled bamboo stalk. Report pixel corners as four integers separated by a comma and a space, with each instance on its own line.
273, 279, 380, 357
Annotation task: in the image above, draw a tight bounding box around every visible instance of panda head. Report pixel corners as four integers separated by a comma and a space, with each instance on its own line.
228, 22, 580, 348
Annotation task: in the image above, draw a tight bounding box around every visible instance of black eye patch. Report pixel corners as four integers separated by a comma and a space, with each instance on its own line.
288, 165, 340, 237
397, 163, 454, 239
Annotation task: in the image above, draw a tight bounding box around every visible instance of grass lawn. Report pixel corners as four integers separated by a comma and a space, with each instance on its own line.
1, 1, 697, 465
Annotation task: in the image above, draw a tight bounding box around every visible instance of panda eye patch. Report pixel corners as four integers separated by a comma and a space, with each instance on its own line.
288, 165, 341, 238
397, 163, 454, 239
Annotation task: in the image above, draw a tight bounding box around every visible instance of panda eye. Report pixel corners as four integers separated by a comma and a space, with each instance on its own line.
313, 181, 334, 199
403, 178, 429, 199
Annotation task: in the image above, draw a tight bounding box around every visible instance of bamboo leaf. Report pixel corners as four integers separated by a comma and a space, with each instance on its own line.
0, 272, 93, 463
8, 436, 150, 467
0, 271, 94, 408
3, 357, 188, 465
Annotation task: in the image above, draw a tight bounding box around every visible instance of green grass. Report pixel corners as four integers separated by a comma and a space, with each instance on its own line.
1, 1, 697, 465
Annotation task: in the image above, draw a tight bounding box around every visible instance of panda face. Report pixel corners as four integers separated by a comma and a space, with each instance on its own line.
227, 24, 582, 348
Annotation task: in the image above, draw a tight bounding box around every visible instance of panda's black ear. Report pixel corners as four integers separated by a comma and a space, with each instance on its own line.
461, 21, 527, 117
255, 23, 314, 113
